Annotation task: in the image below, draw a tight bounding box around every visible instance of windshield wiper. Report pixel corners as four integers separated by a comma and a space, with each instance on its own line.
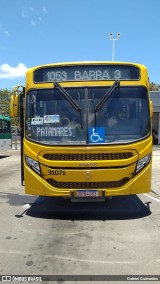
95, 80, 120, 112
54, 82, 81, 112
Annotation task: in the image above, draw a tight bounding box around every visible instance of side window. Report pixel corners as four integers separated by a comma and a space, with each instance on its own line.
3, 121, 10, 133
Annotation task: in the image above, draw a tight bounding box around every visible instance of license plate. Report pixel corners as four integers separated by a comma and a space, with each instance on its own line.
76, 190, 99, 197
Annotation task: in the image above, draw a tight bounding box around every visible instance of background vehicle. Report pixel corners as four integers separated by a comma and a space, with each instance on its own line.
0, 115, 12, 153
10, 62, 153, 201
152, 129, 158, 145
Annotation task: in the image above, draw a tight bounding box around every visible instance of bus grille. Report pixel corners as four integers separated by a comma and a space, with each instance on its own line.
46, 177, 130, 189
43, 152, 133, 161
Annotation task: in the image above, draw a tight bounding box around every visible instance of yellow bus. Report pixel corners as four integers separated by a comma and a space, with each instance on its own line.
10, 62, 153, 201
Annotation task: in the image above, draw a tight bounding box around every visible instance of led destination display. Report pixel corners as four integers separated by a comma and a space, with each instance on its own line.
34, 64, 140, 83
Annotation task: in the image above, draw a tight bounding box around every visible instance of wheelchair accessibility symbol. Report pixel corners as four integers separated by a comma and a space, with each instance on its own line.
89, 127, 105, 143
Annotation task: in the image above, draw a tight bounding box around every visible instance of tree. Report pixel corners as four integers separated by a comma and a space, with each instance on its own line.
0, 89, 12, 116
149, 82, 160, 91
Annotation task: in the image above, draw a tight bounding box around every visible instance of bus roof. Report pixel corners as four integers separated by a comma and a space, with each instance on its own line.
28, 61, 147, 72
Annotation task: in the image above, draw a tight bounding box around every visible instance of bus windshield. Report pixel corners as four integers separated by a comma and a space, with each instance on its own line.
26, 86, 150, 145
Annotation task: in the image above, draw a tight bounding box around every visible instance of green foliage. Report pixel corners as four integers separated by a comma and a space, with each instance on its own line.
149, 82, 160, 91
0, 88, 19, 127
0, 88, 12, 116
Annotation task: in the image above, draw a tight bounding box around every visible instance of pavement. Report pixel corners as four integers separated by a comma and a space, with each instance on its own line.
152, 145, 160, 197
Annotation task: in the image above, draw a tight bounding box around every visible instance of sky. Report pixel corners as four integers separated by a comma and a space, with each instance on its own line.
0, 0, 160, 89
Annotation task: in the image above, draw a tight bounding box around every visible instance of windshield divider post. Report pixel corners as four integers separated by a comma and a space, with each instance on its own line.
85, 88, 89, 144
78, 92, 83, 129
93, 92, 97, 130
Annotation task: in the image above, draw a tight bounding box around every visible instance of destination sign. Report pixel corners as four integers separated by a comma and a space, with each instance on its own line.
34, 65, 140, 83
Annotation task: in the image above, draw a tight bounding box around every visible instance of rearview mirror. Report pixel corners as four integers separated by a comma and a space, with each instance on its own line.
10, 94, 19, 117
10, 85, 24, 117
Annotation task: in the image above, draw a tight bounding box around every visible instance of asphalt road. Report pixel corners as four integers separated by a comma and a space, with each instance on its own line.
0, 148, 160, 283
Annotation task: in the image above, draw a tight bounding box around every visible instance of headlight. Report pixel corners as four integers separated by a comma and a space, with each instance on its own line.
136, 154, 151, 174
26, 156, 40, 175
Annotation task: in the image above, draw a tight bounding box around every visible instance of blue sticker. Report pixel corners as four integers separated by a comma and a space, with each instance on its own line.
44, 115, 60, 124
89, 127, 105, 143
